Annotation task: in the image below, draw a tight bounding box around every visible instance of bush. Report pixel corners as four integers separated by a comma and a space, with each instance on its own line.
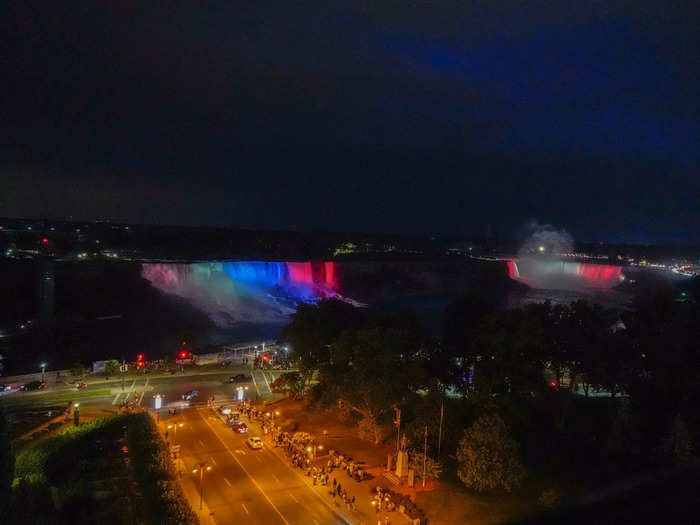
126, 413, 199, 525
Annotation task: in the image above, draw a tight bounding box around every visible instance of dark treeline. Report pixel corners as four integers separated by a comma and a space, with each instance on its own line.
283, 276, 700, 499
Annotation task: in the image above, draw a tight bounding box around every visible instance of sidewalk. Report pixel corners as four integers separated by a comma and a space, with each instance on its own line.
242, 409, 413, 525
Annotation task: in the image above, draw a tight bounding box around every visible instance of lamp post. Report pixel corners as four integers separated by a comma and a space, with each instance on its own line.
192, 463, 212, 510
166, 422, 184, 445
40, 363, 47, 383
307, 443, 323, 459
236, 386, 249, 402
73, 402, 80, 426
154, 394, 163, 423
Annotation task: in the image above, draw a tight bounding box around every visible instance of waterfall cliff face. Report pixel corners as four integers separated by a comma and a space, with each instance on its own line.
141, 261, 342, 325
507, 258, 624, 290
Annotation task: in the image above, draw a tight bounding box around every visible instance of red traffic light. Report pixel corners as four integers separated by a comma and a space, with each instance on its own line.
42, 237, 49, 244
179, 351, 189, 359
550, 381, 557, 387
262, 354, 269, 362
137, 354, 145, 361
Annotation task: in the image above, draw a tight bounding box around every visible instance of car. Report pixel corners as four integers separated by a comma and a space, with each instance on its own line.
21, 380, 46, 391
217, 406, 233, 416
246, 436, 263, 449
181, 390, 199, 401
232, 422, 248, 434
227, 374, 252, 384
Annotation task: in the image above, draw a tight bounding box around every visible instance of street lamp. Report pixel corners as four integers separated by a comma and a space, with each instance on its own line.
236, 385, 249, 401
73, 402, 80, 426
40, 363, 47, 383
306, 443, 323, 459
166, 422, 184, 444
192, 463, 212, 510
154, 394, 163, 422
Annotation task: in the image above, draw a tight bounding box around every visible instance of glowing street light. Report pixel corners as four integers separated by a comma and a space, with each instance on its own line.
192, 463, 212, 510
166, 422, 184, 444
538, 245, 546, 253
40, 362, 47, 383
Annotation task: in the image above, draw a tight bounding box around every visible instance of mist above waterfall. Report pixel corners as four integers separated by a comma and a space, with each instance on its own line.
517, 221, 574, 257
513, 222, 623, 291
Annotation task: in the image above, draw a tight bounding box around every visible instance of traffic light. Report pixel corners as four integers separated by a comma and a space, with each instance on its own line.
179, 350, 190, 359
137, 354, 145, 361
42, 237, 49, 244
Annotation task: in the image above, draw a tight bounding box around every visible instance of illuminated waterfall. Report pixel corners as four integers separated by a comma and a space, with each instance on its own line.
141, 261, 345, 326
506, 258, 624, 290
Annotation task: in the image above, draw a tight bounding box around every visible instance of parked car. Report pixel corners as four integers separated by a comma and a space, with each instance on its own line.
246, 436, 263, 449
217, 406, 233, 416
21, 380, 46, 391
232, 422, 248, 434
181, 389, 199, 401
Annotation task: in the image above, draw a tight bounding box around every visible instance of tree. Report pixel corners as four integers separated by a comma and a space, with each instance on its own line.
661, 414, 694, 467
323, 324, 427, 442
457, 413, 525, 492
357, 414, 384, 444
271, 372, 305, 398
0, 404, 13, 513
606, 398, 641, 458
103, 360, 119, 378
70, 363, 87, 379
282, 299, 363, 388
469, 307, 546, 398
408, 450, 443, 481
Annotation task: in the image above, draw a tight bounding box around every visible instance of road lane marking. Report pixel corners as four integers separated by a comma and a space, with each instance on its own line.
111, 392, 122, 405
272, 474, 281, 484
312, 519, 319, 524
210, 456, 217, 465
198, 410, 291, 525
137, 377, 149, 405
256, 456, 263, 463
198, 439, 205, 447
241, 503, 249, 515
287, 491, 299, 503
224, 477, 232, 487
261, 370, 272, 393
251, 373, 259, 392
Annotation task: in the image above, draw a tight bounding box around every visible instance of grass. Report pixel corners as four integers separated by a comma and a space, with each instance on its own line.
45, 389, 112, 401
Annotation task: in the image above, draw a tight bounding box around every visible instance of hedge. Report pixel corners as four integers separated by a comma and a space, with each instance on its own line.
126, 413, 199, 525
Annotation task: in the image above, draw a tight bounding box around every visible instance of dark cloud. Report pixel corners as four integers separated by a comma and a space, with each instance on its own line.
2, 1, 698, 242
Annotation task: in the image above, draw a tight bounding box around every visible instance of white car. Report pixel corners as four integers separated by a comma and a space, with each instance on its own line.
246, 436, 264, 449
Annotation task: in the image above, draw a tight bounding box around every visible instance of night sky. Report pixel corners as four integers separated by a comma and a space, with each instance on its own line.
3, 1, 698, 243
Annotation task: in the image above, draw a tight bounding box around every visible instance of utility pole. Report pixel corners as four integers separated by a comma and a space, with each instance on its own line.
423, 425, 428, 488
438, 401, 444, 461
193, 462, 211, 510
394, 407, 401, 456
121, 357, 125, 392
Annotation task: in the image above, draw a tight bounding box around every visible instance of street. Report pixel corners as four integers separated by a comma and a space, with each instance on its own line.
3, 363, 350, 524
167, 406, 347, 525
